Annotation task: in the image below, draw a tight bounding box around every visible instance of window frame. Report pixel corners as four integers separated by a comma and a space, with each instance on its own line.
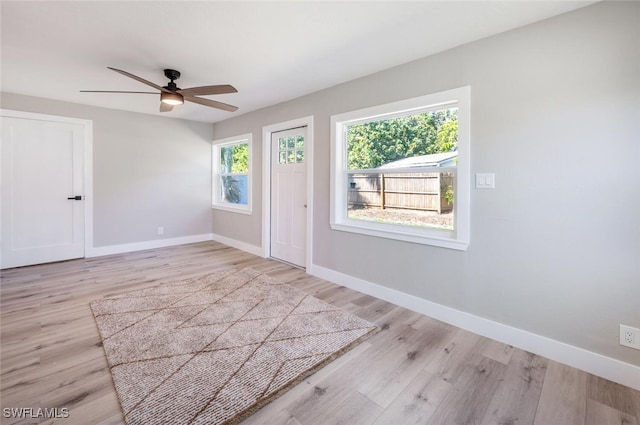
330, 86, 470, 250
211, 133, 252, 215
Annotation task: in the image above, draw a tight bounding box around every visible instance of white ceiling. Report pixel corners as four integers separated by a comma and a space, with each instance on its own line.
1, 1, 594, 123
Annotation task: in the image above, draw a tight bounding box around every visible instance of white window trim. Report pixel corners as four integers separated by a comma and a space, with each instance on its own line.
330, 86, 470, 250
211, 133, 252, 215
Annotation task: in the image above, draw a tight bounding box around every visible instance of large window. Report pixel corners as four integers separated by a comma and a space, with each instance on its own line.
330, 87, 470, 250
212, 134, 252, 214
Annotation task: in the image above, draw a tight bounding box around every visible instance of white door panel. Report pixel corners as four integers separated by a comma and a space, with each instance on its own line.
291, 169, 306, 251
273, 170, 290, 246
1, 115, 85, 268
270, 128, 307, 267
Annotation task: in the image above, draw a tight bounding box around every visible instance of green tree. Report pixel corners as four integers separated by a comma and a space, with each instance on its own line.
231, 143, 248, 173
221, 143, 248, 173
435, 119, 458, 153
347, 108, 457, 169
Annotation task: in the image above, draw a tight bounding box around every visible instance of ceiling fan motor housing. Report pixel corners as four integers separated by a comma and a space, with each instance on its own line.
163, 82, 180, 91
164, 69, 181, 81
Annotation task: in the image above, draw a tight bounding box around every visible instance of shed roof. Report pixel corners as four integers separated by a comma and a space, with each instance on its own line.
378, 151, 457, 169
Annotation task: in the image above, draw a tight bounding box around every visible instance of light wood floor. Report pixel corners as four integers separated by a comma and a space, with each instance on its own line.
1, 242, 638, 425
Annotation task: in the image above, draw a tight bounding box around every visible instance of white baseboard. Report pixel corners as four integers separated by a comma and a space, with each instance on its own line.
210, 232, 263, 257
308, 263, 640, 391
86, 233, 214, 258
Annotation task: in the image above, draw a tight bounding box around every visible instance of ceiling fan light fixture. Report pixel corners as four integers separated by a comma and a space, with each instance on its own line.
161, 91, 183, 106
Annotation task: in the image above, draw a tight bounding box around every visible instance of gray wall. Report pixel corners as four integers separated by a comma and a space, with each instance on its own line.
0, 93, 213, 247
212, 2, 640, 365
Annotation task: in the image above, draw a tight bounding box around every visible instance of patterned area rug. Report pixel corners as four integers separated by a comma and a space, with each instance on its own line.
91, 268, 377, 425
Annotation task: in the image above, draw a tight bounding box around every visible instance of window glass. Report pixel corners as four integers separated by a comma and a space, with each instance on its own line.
278, 135, 304, 164
346, 108, 457, 231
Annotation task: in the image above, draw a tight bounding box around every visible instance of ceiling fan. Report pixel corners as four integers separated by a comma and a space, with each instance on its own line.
81, 67, 238, 112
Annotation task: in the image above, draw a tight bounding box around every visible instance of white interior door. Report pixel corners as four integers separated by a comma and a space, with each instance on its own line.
1, 115, 85, 269
270, 127, 307, 267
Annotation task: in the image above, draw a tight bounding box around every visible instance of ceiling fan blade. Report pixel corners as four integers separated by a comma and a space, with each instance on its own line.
80, 90, 157, 94
184, 95, 238, 112
160, 102, 174, 112
107, 67, 167, 92
178, 85, 237, 96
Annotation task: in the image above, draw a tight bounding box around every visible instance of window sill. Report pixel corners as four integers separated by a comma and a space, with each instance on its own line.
211, 204, 252, 215
330, 220, 468, 251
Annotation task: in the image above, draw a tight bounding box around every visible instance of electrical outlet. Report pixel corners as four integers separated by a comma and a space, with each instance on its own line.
157, 226, 164, 236
619, 324, 640, 350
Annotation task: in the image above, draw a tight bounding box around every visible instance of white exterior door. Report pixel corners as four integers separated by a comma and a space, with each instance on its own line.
270, 127, 307, 267
1, 114, 86, 269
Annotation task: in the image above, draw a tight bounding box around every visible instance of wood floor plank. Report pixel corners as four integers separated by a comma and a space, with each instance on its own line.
425, 354, 506, 425
587, 374, 640, 420
357, 341, 422, 408
371, 370, 452, 425
1, 242, 637, 425
423, 327, 483, 384
586, 400, 638, 425
358, 312, 454, 408
480, 348, 548, 425
241, 342, 374, 425
289, 386, 383, 425
480, 339, 515, 365
533, 360, 588, 425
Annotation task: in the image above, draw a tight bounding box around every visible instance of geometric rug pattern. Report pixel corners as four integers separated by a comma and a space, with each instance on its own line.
90, 268, 377, 425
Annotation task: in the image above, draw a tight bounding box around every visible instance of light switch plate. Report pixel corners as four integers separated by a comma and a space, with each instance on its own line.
476, 173, 495, 189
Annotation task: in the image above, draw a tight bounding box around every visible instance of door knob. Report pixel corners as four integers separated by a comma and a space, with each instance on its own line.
67, 195, 82, 200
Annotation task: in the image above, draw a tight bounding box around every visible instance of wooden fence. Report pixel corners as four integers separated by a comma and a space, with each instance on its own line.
348, 172, 454, 214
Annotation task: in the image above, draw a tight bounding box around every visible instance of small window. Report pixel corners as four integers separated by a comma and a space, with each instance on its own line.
277, 135, 305, 164
330, 87, 470, 250
212, 134, 252, 214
